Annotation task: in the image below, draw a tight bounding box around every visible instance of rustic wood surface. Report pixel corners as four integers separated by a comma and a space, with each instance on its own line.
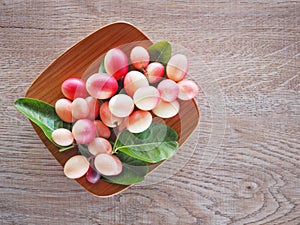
1, 0, 299, 224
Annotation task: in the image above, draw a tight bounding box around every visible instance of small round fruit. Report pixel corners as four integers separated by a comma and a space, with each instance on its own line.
99, 102, 123, 128
64, 155, 89, 179
133, 86, 160, 110
124, 71, 149, 97
61, 78, 87, 100
52, 128, 74, 146
55, 98, 73, 123
109, 94, 134, 117
85, 96, 100, 120
146, 62, 165, 83
86, 73, 118, 99
177, 79, 199, 100
94, 120, 111, 139
166, 54, 188, 82
127, 110, 152, 133
130, 46, 150, 69
72, 119, 96, 144
71, 98, 89, 120
152, 100, 180, 118
86, 166, 101, 184
104, 48, 129, 80
157, 79, 179, 102
88, 137, 112, 156
94, 154, 122, 176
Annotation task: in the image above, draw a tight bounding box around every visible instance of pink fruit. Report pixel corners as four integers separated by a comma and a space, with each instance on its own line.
94, 120, 111, 139
126, 110, 152, 133
108, 94, 134, 118
146, 62, 165, 83
157, 79, 179, 102
85, 96, 100, 120
94, 154, 122, 176
86, 73, 118, 100
51, 128, 74, 146
55, 98, 73, 123
64, 155, 89, 179
177, 79, 199, 100
71, 98, 89, 120
166, 54, 188, 82
104, 48, 129, 80
124, 71, 149, 97
99, 102, 123, 128
133, 86, 160, 111
130, 46, 150, 69
72, 119, 96, 144
152, 100, 180, 118
61, 78, 87, 100
88, 137, 112, 156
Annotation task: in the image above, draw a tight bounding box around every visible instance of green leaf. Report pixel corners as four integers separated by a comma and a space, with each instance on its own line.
147, 40, 172, 66
98, 59, 106, 73
14, 98, 72, 147
114, 123, 178, 163
102, 151, 148, 185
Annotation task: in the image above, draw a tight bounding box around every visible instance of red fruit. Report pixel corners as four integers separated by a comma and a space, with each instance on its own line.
61, 78, 87, 100
86, 73, 118, 100
94, 120, 111, 139
104, 48, 129, 80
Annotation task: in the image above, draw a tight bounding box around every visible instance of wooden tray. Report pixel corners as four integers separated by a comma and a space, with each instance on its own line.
25, 21, 200, 197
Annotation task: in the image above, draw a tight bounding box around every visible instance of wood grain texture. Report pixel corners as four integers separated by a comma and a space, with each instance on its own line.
1, 0, 299, 224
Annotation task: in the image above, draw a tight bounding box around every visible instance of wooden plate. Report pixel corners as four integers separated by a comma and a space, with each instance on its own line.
25, 21, 200, 197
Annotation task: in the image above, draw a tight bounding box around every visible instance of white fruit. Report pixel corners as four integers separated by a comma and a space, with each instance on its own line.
109, 94, 134, 117
88, 137, 112, 156
152, 100, 180, 118
64, 155, 89, 179
94, 154, 122, 176
51, 128, 74, 146
133, 86, 160, 110
126, 110, 152, 133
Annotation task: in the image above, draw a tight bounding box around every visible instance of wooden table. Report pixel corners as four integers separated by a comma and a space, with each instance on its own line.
1, 1, 299, 224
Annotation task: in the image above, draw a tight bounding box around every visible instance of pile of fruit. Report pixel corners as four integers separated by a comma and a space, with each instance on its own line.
15, 41, 199, 185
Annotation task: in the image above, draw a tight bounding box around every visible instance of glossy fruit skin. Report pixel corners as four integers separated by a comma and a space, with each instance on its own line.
93, 120, 111, 139
99, 102, 123, 128
94, 153, 123, 176
51, 128, 74, 146
146, 62, 165, 83
86, 166, 101, 184
88, 137, 112, 156
55, 98, 73, 123
177, 79, 199, 100
108, 94, 134, 117
85, 96, 100, 120
64, 155, 89, 179
133, 86, 160, 111
126, 110, 152, 133
166, 54, 188, 82
72, 119, 97, 144
61, 78, 87, 100
152, 99, 180, 118
86, 73, 118, 100
104, 48, 129, 80
124, 71, 149, 97
130, 46, 150, 69
71, 98, 89, 120
157, 79, 179, 102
